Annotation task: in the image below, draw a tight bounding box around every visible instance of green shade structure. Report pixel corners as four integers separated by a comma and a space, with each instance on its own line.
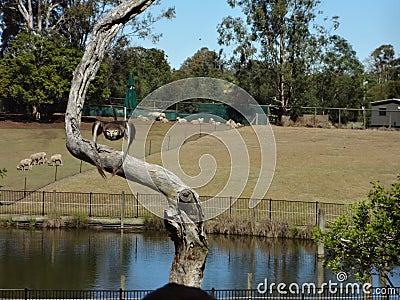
124, 73, 138, 111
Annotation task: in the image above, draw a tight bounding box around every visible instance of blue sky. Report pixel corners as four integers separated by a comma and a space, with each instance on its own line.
137, 0, 400, 69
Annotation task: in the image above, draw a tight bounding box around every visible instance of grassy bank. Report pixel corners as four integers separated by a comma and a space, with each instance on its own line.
139, 215, 314, 239
0, 214, 314, 239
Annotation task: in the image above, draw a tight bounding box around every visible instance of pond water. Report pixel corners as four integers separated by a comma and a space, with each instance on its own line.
0, 228, 397, 290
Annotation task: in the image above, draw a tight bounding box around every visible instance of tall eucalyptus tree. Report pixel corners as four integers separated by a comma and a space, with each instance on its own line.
218, 0, 338, 117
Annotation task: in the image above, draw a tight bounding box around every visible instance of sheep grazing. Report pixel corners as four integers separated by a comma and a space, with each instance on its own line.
137, 115, 149, 122
176, 117, 187, 123
149, 112, 166, 119
226, 119, 242, 129
148, 111, 169, 123
30, 152, 47, 165
17, 158, 33, 171
47, 154, 63, 166
209, 118, 221, 126
160, 117, 169, 123
190, 117, 205, 125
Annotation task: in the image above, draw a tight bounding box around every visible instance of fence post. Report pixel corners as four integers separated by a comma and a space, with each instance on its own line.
120, 191, 125, 230
211, 288, 215, 299
42, 191, 45, 216
247, 273, 253, 299
362, 106, 366, 130
148, 140, 152, 156
252, 207, 256, 235
24, 288, 28, 300
52, 190, 56, 214
89, 192, 93, 217
120, 275, 126, 298
314, 107, 317, 127
315, 201, 319, 225
229, 196, 232, 219
24, 177, 27, 197
135, 192, 139, 218
269, 198, 272, 221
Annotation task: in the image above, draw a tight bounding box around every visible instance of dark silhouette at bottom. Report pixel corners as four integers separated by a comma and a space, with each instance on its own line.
143, 283, 214, 300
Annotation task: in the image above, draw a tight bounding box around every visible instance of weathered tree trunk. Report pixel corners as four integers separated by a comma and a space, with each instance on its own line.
64, 0, 208, 287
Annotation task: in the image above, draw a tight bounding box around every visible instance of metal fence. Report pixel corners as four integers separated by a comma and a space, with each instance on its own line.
267, 106, 400, 130
1, 287, 399, 300
0, 190, 350, 226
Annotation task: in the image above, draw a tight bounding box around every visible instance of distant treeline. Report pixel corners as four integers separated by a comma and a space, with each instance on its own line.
0, 0, 398, 121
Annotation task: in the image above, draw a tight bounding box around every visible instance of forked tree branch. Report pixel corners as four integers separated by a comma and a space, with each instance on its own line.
64, 0, 208, 287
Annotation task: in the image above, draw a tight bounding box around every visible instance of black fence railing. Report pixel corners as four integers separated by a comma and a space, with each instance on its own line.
0, 190, 351, 226
1, 287, 399, 300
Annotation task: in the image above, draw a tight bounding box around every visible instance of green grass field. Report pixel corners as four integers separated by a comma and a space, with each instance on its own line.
1, 121, 399, 204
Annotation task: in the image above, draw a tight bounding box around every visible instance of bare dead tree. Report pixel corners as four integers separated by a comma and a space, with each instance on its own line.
65, 0, 208, 287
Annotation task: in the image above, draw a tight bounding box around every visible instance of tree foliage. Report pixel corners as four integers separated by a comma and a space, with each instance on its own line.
0, 0, 175, 52
0, 31, 84, 117
173, 47, 226, 79
218, 0, 336, 114
365, 44, 400, 101
0, 0, 399, 119
309, 35, 365, 121
314, 177, 400, 287
0, 0, 174, 116
105, 43, 171, 102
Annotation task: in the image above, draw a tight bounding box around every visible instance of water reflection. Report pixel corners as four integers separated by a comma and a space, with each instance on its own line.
0, 229, 396, 290
204, 235, 330, 289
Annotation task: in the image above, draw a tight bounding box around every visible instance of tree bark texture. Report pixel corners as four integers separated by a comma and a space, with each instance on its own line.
64, 0, 208, 287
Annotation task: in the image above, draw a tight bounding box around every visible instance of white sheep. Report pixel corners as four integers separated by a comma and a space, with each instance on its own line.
148, 112, 158, 117
209, 118, 221, 126
149, 112, 166, 119
30, 152, 47, 165
47, 154, 63, 166
38, 152, 47, 164
160, 117, 169, 123
191, 118, 205, 125
226, 119, 243, 129
17, 158, 33, 171
226, 119, 237, 128
176, 117, 187, 123
137, 115, 149, 122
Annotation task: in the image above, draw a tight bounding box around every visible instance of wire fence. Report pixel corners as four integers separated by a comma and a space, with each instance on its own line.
0, 190, 351, 226
1, 287, 399, 300
290, 106, 400, 130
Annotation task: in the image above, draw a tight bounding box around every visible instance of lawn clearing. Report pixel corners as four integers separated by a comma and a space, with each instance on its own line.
1, 121, 399, 204
144, 125, 400, 203
0, 128, 94, 190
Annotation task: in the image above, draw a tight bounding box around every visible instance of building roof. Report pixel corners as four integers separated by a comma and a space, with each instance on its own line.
370, 98, 400, 106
